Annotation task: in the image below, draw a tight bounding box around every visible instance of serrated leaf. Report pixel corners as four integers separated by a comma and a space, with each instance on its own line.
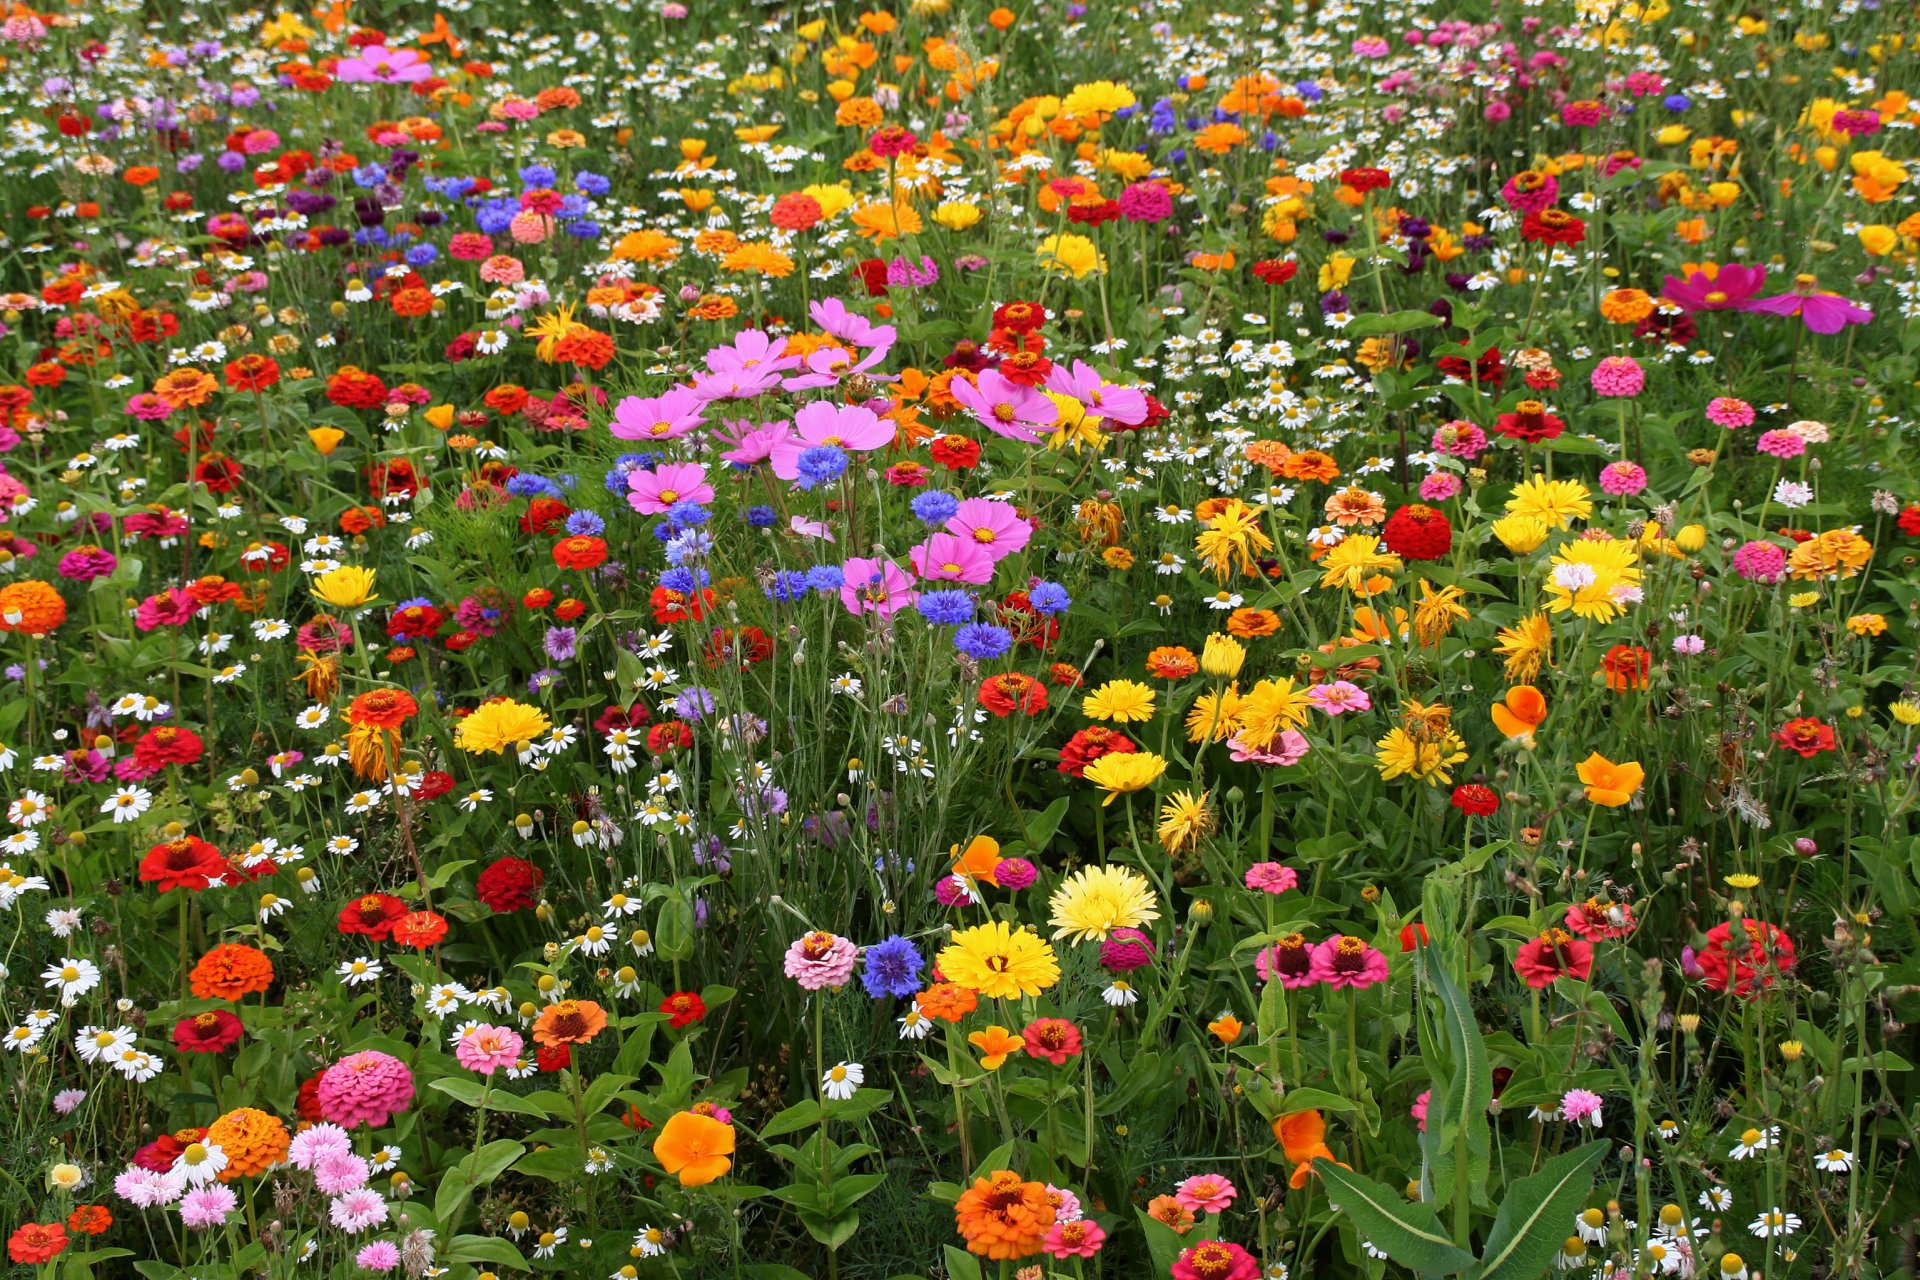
1477, 1140, 1608, 1280
1316, 1162, 1477, 1275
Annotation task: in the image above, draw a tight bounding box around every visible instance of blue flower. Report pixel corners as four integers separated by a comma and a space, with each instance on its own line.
860, 935, 925, 999
805, 565, 845, 594
916, 590, 975, 626
745, 505, 778, 528
954, 623, 1013, 659
1028, 582, 1071, 615
564, 510, 606, 536
795, 444, 849, 490
910, 490, 961, 525
519, 162, 558, 187
766, 570, 810, 603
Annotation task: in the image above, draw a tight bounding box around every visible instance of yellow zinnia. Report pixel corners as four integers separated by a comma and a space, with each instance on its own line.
1083, 680, 1156, 724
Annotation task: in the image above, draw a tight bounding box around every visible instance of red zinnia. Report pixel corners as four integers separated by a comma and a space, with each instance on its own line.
1491, 400, 1565, 443
647, 720, 694, 754
1339, 166, 1391, 192
138, 836, 229, 893
1513, 929, 1593, 988
132, 725, 204, 769
977, 672, 1048, 717
930, 434, 982, 470
1057, 726, 1136, 778
337, 892, 408, 939
1020, 1017, 1083, 1064
1380, 504, 1453, 561
1601, 644, 1654, 691
7, 1222, 67, 1266
1697, 920, 1795, 996
1520, 209, 1586, 244
475, 856, 544, 913
224, 353, 281, 391
1772, 717, 1835, 757
552, 535, 607, 571
346, 687, 418, 730
1251, 258, 1298, 286
391, 909, 450, 949
660, 991, 707, 1028
173, 1008, 246, 1054
991, 300, 1048, 333
1450, 784, 1498, 816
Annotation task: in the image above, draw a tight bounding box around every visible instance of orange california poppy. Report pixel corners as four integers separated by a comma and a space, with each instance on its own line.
652, 1110, 735, 1186
949, 835, 1003, 886
1489, 685, 1548, 742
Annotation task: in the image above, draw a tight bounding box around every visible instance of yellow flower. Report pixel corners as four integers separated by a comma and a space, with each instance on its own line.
1185, 685, 1243, 743
1543, 538, 1642, 623
307, 427, 346, 455
1890, 699, 1920, 726
1200, 634, 1246, 678
1788, 591, 1821, 609
1412, 579, 1468, 647
937, 921, 1060, 999
1374, 726, 1469, 786
1490, 514, 1550, 555
1082, 751, 1168, 804
968, 1025, 1024, 1070
1505, 474, 1592, 529
1235, 677, 1315, 751
310, 566, 377, 609
1083, 679, 1157, 723
1317, 535, 1402, 592
1724, 873, 1760, 889
1036, 233, 1106, 278
1787, 529, 1872, 581
1194, 500, 1274, 579
1846, 613, 1887, 636
454, 699, 554, 755
932, 200, 982, 230
1048, 865, 1160, 941
1317, 253, 1356, 291
1061, 80, 1136, 121
802, 183, 856, 219
1045, 392, 1108, 453
1156, 790, 1215, 854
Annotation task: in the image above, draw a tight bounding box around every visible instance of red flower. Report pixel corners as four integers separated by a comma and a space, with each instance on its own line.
65, 1206, 111, 1237
1433, 346, 1506, 386
139, 836, 230, 893
1251, 258, 1298, 286
1450, 784, 1498, 817
1520, 209, 1586, 244
1057, 726, 1136, 778
647, 720, 693, 754
173, 1008, 246, 1054
520, 497, 571, 535
650, 585, 715, 624
1020, 1017, 1083, 1064
1339, 166, 1391, 192
325, 365, 388, 409
1381, 504, 1452, 561
337, 892, 407, 940
660, 991, 707, 1028
415, 770, 457, 801
536, 1043, 572, 1072
1896, 504, 1920, 537
929, 434, 981, 470
391, 909, 449, 949
991, 300, 1048, 333
1513, 929, 1593, 988
1697, 920, 1795, 996
8, 1222, 67, 1266
977, 672, 1048, 717
1491, 401, 1565, 443
476, 856, 544, 913
1772, 717, 1835, 757
132, 725, 204, 769
856, 257, 889, 296
552, 535, 607, 571
223, 354, 281, 392
704, 626, 774, 670
1398, 923, 1430, 951
346, 688, 418, 730
1601, 644, 1654, 691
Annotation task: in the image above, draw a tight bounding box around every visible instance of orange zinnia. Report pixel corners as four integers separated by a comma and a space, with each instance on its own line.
914, 982, 978, 1023
531, 999, 608, 1047
346, 688, 418, 730
954, 1171, 1055, 1259
1146, 645, 1199, 680
652, 1110, 735, 1186
204, 1107, 290, 1179
189, 943, 274, 1001
1280, 449, 1341, 483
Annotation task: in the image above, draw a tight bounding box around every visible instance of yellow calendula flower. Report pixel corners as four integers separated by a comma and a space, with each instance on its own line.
310, 566, 377, 609
1048, 864, 1160, 942
1194, 500, 1274, 579
1082, 751, 1168, 804
937, 921, 1059, 999
1200, 634, 1246, 678
932, 200, 982, 230
1317, 535, 1402, 592
1374, 726, 1469, 786
1036, 233, 1106, 278
1156, 790, 1215, 854
454, 699, 554, 755
1083, 679, 1157, 723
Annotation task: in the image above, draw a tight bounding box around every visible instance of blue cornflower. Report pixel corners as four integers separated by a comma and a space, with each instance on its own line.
795, 445, 849, 490
744, 505, 778, 528
564, 510, 606, 537
805, 565, 846, 594
767, 570, 810, 603
954, 623, 1013, 660
860, 935, 925, 999
916, 590, 975, 626
910, 490, 961, 525
1028, 582, 1071, 615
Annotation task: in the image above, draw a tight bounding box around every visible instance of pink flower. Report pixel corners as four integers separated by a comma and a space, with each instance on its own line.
783, 931, 858, 990
1098, 927, 1156, 972
611, 386, 705, 442
1172, 1240, 1259, 1280
124, 392, 174, 420
1499, 171, 1559, 213
950, 369, 1058, 443
946, 498, 1031, 560
1561, 1088, 1604, 1127
317, 1051, 416, 1129
713, 419, 793, 467
179, 1184, 238, 1231
627, 461, 714, 515
333, 46, 433, 84
1255, 937, 1319, 988
1244, 862, 1298, 894
1227, 729, 1309, 766
1705, 396, 1755, 429
1412, 1088, 1431, 1131
134, 587, 199, 631
1731, 540, 1787, 584
1043, 1218, 1108, 1258
1598, 461, 1647, 496
908, 532, 995, 585
1755, 430, 1805, 459
1310, 935, 1391, 989
1419, 472, 1462, 501
838, 556, 917, 620
312, 1151, 372, 1195
808, 298, 895, 349
1046, 359, 1149, 425
1431, 419, 1488, 459
1307, 680, 1371, 715
771, 402, 895, 481
1589, 355, 1645, 397
1174, 1174, 1238, 1214
288, 1123, 353, 1171
1117, 181, 1173, 224
356, 1241, 401, 1272
454, 1024, 525, 1076
329, 1188, 390, 1233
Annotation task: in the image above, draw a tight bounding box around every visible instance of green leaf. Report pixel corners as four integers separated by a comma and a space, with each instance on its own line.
427, 1077, 551, 1118
761, 1099, 824, 1139
434, 1139, 523, 1230
1315, 1162, 1477, 1275
1021, 796, 1070, 854
1347, 309, 1444, 337
942, 1245, 985, 1280
1477, 1140, 1609, 1280
445, 1234, 533, 1269
1426, 959, 1492, 1208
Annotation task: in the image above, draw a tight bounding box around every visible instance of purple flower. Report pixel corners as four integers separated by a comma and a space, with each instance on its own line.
543, 626, 578, 661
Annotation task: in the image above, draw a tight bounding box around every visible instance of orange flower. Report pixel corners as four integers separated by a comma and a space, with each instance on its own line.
531, 999, 608, 1047
967, 1025, 1024, 1070
0, 580, 68, 637
1489, 685, 1547, 743
1279, 449, 1340, 483
954, 1171, 1056, 1259
1226, 607, 1280, 638
346, 688, 418, 730
204, 1107, 290, 1180
949, 835, 1003, 886
1206, 1014, 1243, 1044
1146, 645, 1199, 680
1145, 1193, 1196, 1232
1273, 1108, 1341, 1188
1576, 753, 1644, 807
152, 368, 219, 409
915, 982, 979, 1023
189, 944, 274, 1001
652, 1110, 736, 1187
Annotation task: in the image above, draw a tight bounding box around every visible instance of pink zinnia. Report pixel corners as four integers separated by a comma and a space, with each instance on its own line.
1117, 181, 1173, 223
1308, 680, 1371, 715
1598, 461, 1647, 497
1255, 936, 1318, 988
125, 392, 174, 420
1705, 396, 1754, 429
57, 546, 117, 580
1498, 171, 1559, 213
1731, 540, 1787, 584
1754, 429, 1804, 459
1412, 1088, 1431, 1131
1098, 927, 1156, 972
454, 1024, 524, 1076
838, 556, 917, 620
1244, 862, 1298, 894
1227, 729, 1310, 766
1174, 1174, 1238, 1214
1310, 935, 1390, 989
627, 461, 714, 515
134, 587, 199, 631
1431, 420, 1488, 459
783, 930, 858, 990
317, 1050, 416, 1129
1419, 472, 1462, 501
1043, 1219, 1108, 1258
1589, 355, 1645, 397
945, 498, 1031, 560
1172, 1240, 1259, 1280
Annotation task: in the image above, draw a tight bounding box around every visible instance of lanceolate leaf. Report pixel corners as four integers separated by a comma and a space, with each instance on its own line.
1477, 1140, 1610, 1280
1426, 959, 1493, 1208
1316, 1161, 1478, 1276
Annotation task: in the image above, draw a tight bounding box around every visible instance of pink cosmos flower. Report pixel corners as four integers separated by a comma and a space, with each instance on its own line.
690, 329, 801, 401
950, 369, 1058, 443
1244, 862, 1298, 894
945, 498, 1031, 560
1310, 935, 1391, 989
1744, 279, 1873, 333
808, 298, 896, 349
333, 46, 433, 84
783, 342, 896, 392
770, 402, 895, 481
627, 461, 714, 515
714, 419, 793, 467
610, 386, 705, 442
1307, 680, 1371, 715
839, 556, 917, 620
908, 532, 995, 585
1046, 359, 1148, 426
1660, 263, 1766, 313
1174, 1174, 1238, 1214
454, 1023, 525, 1076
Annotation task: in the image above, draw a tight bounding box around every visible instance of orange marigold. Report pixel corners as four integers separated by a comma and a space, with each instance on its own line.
0, 580, 68, 636
189, 943, 275, 1001
204, 1107, 290, 1179
955, 1171, 1055, 1259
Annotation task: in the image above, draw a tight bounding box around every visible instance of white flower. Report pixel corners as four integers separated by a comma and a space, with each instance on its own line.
42, 956, 102, 1003
1728, 1125, 1778, 1160
7, 790, 51, 826
633, 1226, 668, 1258
533, 1227, 568, 1259
1699, 1186, 1734, 1212
821, 1061, 864, 1101
112, 1047, 165, 1082
173, 1141, 228, 1185
337, 957, 384, 987
1813, 1149, 1853, 1173
100, 787, 153, 823
897, 1009, 931, 1040
1102, 981, 1138, 1007
74, 1025, 133, 1063
1747, 1208, 1800, 1238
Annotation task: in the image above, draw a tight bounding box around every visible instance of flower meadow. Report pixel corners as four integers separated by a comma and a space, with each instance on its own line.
1, 0, 1920, 1276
